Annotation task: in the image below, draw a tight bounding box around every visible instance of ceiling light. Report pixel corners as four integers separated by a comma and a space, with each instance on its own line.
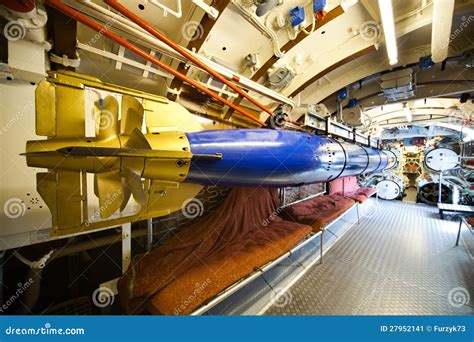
431, 0, 455, 63
378, 0, 398, 65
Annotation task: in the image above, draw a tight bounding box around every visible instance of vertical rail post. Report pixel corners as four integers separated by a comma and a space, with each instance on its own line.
147, 219, 153, 252
438, 172, 443, 203
122, 223, 131, 273
356, 204, 360, 225
455, 218, 463, 246
320, 230, 324, 264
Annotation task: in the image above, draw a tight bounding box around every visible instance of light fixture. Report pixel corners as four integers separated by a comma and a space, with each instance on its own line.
378, 0, 398, 65
403, 103, 412, 122
431, 0, 455, 63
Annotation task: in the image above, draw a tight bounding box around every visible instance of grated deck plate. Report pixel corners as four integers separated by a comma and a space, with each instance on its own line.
266, 201, 474, 315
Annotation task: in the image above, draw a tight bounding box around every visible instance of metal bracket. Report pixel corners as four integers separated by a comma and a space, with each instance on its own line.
122, 223, 131, 273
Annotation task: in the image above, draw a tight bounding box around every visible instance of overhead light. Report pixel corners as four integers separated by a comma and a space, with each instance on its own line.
378, 0, 398, 65
431, 0, 455, 63
403, 103, 412, 122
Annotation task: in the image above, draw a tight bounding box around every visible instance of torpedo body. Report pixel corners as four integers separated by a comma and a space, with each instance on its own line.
24, 126, 395, 229
186, 129, 395, 187
21, 76, 397, 233
25, 128, 395, 189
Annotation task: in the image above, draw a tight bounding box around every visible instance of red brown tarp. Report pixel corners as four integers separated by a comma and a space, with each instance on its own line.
282, 194, 355, 230
118, 187, 311, 314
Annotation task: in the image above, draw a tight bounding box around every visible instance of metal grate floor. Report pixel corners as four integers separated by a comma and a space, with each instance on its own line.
265, 200, 474, 315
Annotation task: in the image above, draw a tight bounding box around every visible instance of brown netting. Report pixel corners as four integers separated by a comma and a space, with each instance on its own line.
118, 187, 311, 314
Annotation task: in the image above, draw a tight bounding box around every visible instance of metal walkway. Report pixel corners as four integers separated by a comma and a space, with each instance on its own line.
265, 200, 474, 315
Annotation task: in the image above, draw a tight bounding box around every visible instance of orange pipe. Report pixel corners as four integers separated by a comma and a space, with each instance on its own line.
104, 0, 276, 117
44, 0, 266, 127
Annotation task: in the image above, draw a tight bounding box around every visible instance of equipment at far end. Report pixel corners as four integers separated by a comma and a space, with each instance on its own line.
376, 177, 404, 200
424, 148, 459, 172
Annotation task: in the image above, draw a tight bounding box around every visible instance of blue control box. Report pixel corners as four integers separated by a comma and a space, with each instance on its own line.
289, 6, 305, 27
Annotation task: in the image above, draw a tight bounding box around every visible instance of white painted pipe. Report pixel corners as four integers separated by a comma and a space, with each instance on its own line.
64, 0, 295, 109
231, 0, 285, 58
192, 0, 219, 20
149, 0, 183, 18
76, 42, 239, 99
431, 0, 455, 63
